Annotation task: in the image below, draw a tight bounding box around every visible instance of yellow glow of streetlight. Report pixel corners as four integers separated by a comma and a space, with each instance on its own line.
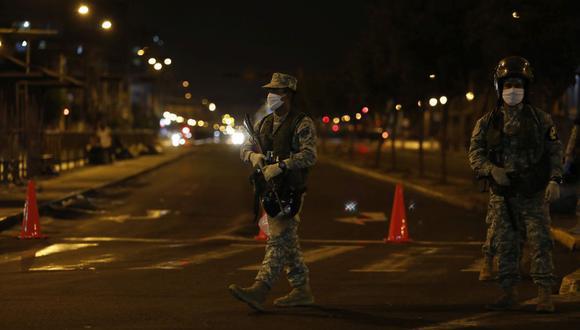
137, 49, 145, 56
197, 120, 205, 127
429, 74, 436, 79
185, 93, 192, 100
332, 117, 340, 124
77, 4, 90, 16
429, 98, 438, 107
355, 113, 362, 120
395, 104, 402, 111
439, 96, 448, 105
176, 116, 184, 123
63, 108, 70, 116
148, 58, 156, 65
187, 119, 196, 126
182, 81, 189, 88
164, 58, 172, 65
466, 92, 475, 101
101, 20, 112, 30
512, 11, 520, 19
209, 103, 216, 111
417, 100, 422, 107
0, 40, 3, 48
153, 62, 163, 71
342, 115, 351, 122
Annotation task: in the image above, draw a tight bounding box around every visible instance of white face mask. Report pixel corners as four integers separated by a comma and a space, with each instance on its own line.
266, 93, 284, 112
502, 88, 524, 106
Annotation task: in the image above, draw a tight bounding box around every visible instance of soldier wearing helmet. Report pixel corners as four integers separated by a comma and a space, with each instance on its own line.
468, 56, 563, 313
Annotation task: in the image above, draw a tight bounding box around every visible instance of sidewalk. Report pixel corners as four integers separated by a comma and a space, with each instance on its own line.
320, 139, 580, 251
0, 144, 196, 231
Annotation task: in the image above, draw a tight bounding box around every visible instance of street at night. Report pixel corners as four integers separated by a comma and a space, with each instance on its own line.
1, 1, 580, 329
0, 144, 578, 329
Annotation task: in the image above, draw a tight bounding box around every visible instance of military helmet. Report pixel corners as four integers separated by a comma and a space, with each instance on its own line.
493, 56, 534, 97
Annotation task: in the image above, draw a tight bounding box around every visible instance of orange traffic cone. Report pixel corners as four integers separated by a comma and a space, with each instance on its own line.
385, 183, 410, 243
19, 180, 45, 239
254, 209, 268, 242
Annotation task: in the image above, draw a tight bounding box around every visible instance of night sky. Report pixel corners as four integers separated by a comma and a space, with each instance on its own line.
0, 0, 368, 114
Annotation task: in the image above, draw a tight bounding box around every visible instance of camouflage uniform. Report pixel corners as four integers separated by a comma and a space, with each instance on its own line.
240, 82, 317, 289
469, 104, 563, 289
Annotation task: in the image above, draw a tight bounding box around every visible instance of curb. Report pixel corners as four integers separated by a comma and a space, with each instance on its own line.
0, 146, 196, 232
320, 156, 486, 212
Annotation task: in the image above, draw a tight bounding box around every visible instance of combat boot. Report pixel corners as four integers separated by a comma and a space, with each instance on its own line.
478, 256, 494, 281
536, 285, 555, 313
485, 286, 521, 311
273, 283, 315, 307
228, 281, 270, 312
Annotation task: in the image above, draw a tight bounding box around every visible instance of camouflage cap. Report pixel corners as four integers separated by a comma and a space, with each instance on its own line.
262, 72, 298, 91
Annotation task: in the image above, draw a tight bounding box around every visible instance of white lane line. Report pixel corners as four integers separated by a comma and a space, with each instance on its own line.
350, 247, 441, 272
130, 244, 261, 270
62, 235, 484, 246
239, 245, 363, 271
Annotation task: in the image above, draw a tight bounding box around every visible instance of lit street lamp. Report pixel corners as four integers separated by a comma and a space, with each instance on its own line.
439, 96, 448, 105
182, 81, 189, 88
153, 62, 163, 71
164, 58, 172, 65
148, 57, 157, 65
77, 4, 90, 16
101, 20, 112, 30
208, 103, 216, 111
429, 98, 438, 107
465, 92, 475, 101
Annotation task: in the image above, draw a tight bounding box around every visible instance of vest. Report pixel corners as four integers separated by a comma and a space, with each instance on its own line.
257, 110, 309, 194
485, 105, 550, 196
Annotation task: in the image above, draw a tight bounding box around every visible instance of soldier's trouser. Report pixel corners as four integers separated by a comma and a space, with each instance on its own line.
482, 199, 526, 258
255, 212, 309, 288
490, 191, 555, 289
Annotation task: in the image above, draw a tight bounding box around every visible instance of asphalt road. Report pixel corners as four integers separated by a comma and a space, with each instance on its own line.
0, 143, 578, 329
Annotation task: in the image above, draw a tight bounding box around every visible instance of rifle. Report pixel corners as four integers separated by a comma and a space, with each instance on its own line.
242, 114, 287, 220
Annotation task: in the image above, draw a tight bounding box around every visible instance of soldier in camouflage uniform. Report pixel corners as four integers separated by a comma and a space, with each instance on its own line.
468, 57, 563, 313
229, 73, 317, 311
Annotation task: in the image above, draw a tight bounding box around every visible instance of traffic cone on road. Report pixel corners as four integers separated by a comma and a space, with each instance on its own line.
19, 180, 45, 239
385, 183, 410, 243
254, 209, 268, 242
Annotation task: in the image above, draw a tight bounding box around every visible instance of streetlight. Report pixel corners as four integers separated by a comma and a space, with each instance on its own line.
101, 20, 112, 30
137, 49, 145, 56
332, 117, 340, 124
77, 4, 90, 16
148, 57, 157, 65
153, 62, 162, 71
182, 81, 189, 88
355, 113, 362, 120
63, 108, 70, 116
429, 98, 438, 107
342, 115, 351, 122
395, 104, 402, 111
187, 119, 196, 126
0, 39, 3, 48
209, 103, 216, 111
439, 96, 448, 105
164, 58, 172, 65
22, 21, 31, 29
185, 92, 192, 100
512, 11, 520, 19
465, 92, 475, 101
429, 74, 436, 79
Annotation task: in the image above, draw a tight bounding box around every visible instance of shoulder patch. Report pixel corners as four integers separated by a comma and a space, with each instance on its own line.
547, 125, 559, 141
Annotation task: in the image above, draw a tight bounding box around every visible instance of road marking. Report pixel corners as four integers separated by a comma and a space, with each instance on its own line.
461, 258, 483, 272
131, 244, 261, 270
239, 245, 363, 271
62, 235, 484, 246
335, 211, 388, 225
351, 247, 441, 272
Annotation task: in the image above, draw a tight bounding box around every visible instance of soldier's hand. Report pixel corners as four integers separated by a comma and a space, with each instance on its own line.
262, 164, 283, 181
545, 181, 560, 203
490, 166, 510, 186
249, 152, 266, 169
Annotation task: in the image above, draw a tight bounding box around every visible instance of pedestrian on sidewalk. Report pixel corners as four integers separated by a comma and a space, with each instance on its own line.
96, 121, 113, 164
229, 72, 317, 311
468, 56, 563, 313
